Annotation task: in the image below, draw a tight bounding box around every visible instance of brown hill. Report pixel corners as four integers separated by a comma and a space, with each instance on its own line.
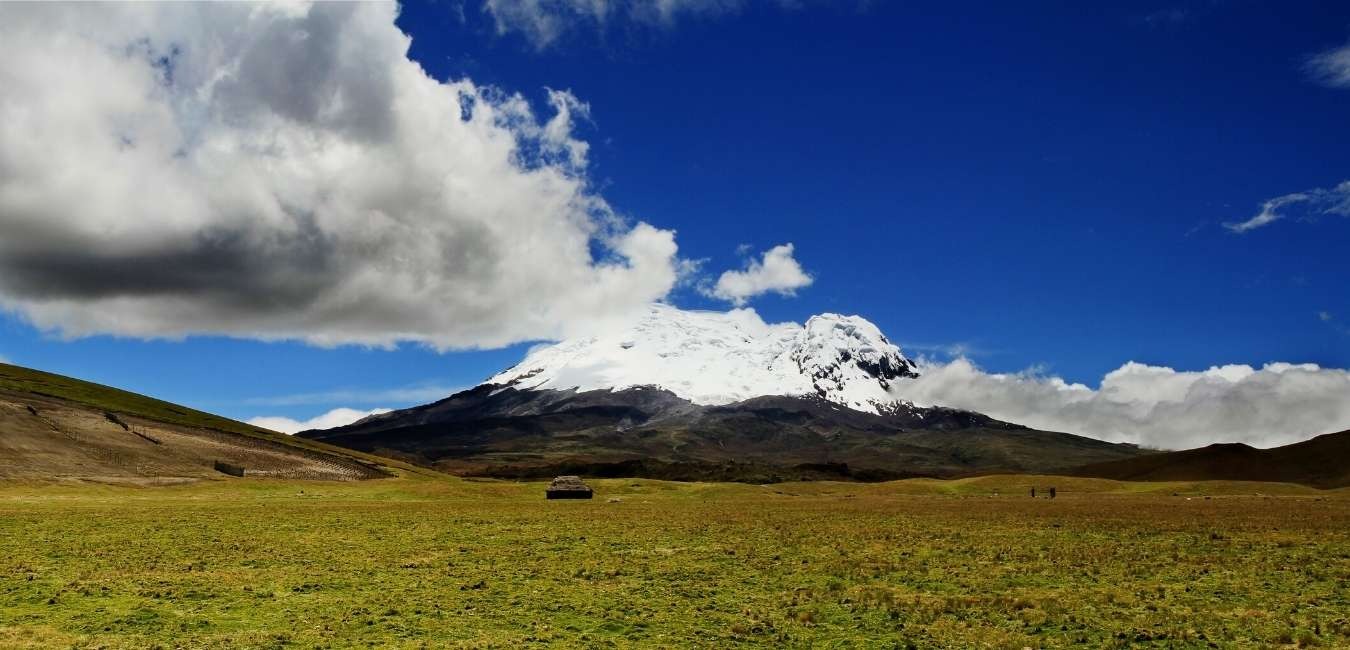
1070, 429, 1350, 489
0, 362, 398, 483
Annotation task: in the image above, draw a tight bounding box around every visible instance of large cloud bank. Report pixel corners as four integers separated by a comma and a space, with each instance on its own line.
891, 359, 1350, 449
0, 3, 684, 350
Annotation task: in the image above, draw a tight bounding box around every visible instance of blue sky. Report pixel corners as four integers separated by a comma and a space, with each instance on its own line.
1, 1, 1348, 432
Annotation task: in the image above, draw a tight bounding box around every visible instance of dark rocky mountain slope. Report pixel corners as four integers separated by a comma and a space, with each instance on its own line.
301, 384, 1147, 482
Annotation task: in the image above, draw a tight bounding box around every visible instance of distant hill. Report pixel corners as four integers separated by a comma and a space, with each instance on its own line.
1070, 429, 1350, 489
0, 362, 396, 483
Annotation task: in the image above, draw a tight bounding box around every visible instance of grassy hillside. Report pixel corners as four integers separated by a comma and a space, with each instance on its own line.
0, 473, 1345, 648
0, 363, 270, 437
0, 362, 426, 482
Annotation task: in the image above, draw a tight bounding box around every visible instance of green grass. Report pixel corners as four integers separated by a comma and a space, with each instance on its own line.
2, 473, 1348, 648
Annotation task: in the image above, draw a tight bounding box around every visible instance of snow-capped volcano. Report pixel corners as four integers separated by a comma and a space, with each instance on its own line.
487, 304, 918, 414
310, 304, 1145, 481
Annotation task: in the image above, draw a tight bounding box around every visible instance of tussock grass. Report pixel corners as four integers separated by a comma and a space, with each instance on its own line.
1, 473, 1347, 648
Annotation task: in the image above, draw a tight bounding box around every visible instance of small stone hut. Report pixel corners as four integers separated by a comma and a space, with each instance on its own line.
546, 475, 593, 500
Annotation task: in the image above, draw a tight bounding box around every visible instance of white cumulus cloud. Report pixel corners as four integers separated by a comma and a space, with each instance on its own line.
890, 358, 1350, 450
248, 407, 391, 435
708, 243, 813, 305
1225, 180, 1350, 233
1306, 40, 1350, 89
0, 3, 685, 350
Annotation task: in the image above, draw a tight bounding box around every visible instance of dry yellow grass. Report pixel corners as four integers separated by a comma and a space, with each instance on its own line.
1, 473, 1347, 648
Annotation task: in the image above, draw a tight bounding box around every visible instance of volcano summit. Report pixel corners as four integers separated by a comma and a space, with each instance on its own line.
489, 304, 918, 414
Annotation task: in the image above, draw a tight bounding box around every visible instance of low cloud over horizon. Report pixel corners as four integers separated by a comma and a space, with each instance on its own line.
891, 358, 1350, 450
242, 383, 466, 408
248, 407, 392, 435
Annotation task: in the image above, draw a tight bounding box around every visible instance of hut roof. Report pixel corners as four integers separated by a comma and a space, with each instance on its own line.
546, 475, 593, 499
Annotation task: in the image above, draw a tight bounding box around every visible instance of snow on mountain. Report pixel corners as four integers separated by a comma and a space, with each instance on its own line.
486, 304, 918, 414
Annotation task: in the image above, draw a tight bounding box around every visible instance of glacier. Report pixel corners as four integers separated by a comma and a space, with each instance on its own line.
487, 303, 918, 414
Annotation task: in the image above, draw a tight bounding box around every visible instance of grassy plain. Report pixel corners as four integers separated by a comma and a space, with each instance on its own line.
1, 473, 1347, 649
